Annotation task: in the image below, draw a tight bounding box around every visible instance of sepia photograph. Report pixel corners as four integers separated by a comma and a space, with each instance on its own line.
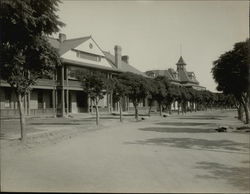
0, 0, 249, 193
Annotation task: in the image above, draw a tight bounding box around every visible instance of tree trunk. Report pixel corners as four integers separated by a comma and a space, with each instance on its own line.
242, 102, 249, 124
17, 93, 26, 141
177, 104, 180, 115
119, 99, 123, 122
94, 99, 100, 126
148, 104, 152, 117
95, 106, 99, 125
238, 104, 243, 121
134, 104, 139, 121
159, 103, 162, 116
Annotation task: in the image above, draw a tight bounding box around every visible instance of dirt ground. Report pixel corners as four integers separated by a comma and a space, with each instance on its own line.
0, 110, 249, 193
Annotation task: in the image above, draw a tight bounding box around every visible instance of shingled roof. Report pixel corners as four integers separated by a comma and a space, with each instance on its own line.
47, 36, 91, 56
176, 56, 199, 84
103, 51, 145, 76
47, 35, 145, 75
177, 56, 186, 65
145, 69, 181, 84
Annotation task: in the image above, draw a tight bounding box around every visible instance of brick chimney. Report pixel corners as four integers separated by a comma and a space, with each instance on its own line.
122, 55, 129, 64
59, 33, 66, 43
114, 45, 122, 69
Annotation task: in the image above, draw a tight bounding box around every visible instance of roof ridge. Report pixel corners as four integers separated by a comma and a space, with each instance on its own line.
63, 36, 91, 42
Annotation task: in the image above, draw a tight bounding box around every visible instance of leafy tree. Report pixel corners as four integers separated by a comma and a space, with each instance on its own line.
187, 88, 198, 112
153, 76, 169, 116
0, 0, 64, 140
212, 39, 249, 123
165, 84, 181, 114
118, 72, 149, 121
144, 78, 157, 116
177, 86, 190, 114
111, 76, 128, 122
76, 71, 109, 125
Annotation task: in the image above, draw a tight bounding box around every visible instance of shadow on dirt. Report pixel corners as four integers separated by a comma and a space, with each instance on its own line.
155, 122, 213, 126
125, 137, 249, 152
29, 123, 81, 125
195, 161, 250, 191
179, 117, 222, 120
138, 127, 216, 133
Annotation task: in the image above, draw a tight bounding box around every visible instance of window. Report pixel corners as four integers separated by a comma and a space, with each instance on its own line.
76, 51, 101, 62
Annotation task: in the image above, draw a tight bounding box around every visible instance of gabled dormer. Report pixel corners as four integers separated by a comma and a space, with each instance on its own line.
60, 35, 111, 68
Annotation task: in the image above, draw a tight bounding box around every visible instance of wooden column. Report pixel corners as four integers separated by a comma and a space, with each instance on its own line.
52, 89, 56, 111
107, 73, 110, 112
27, 91, 30, 115
66, 90, 69, 115
61, 65, 65, 117
65, 66, 69, 115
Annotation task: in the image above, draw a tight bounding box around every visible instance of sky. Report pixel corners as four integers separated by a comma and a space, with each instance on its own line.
55, 0, 249, 92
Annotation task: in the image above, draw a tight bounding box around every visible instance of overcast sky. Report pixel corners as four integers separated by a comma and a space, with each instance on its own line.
55, 0, 249, 92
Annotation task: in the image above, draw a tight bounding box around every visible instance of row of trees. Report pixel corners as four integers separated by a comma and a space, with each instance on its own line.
212, 39, 249, 124
75, 70, 236, 126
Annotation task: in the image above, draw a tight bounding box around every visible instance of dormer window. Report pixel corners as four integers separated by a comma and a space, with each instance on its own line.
76, 50, 101, 62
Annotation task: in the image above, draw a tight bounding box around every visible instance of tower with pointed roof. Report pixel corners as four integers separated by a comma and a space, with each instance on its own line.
145, 55, 206, 90
176, 56, 186, 71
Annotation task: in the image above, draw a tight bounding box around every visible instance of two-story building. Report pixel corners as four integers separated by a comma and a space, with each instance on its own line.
0, 33, 146, 118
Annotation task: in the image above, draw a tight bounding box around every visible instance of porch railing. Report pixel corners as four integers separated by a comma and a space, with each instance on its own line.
0, 108, 55, 118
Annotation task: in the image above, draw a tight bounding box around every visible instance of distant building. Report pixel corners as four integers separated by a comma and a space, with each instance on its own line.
145, 56, 206, 90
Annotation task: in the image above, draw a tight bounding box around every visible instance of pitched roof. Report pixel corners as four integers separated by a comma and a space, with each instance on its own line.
103, 51, 145, 76
47, 35, 145, 76
178, 69, 191, 82
61, 58, 120, 72
47, 36, 91, 55
175, 56, 199, 84
177, 56, 186, 65
145, 69, 180, 83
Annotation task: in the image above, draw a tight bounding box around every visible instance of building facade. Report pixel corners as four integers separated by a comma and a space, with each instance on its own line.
0, 33, 146, 118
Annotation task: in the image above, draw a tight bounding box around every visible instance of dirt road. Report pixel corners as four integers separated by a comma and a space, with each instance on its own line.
1, 110, 249, 192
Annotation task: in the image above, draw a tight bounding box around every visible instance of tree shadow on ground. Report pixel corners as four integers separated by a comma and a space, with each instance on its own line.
29, 123, 81, 125
125, 137, 249, 152
179, 117, 222, 120
155, 122, 213, 126
195, 161, 250, 191
139, 127, 216, 133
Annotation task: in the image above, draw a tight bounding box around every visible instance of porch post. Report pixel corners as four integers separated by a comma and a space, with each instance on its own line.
61, 65, 65, 117
52, 89, 56, 112
55, 89, 58, 116
66, 90, 69, 115
27, 91, 30, 115
65, 66, 69, 115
